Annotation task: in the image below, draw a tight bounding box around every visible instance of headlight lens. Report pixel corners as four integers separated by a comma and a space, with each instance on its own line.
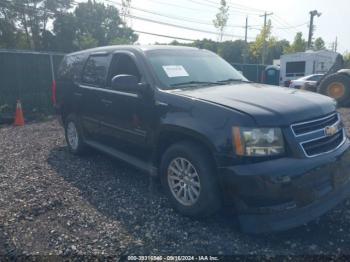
233, 127, 285, 156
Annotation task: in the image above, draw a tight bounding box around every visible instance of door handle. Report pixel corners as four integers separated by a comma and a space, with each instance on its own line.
101, 99, 113, 105
74, 92, 83, 97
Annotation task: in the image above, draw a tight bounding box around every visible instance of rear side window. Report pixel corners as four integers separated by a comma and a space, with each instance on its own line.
82, 55, 110, 87
57, 54, 86, 81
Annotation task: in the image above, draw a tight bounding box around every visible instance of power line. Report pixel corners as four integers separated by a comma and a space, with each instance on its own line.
102, 0, 259, 29
187, 0, 264, 16
134, 30, 196, 42
197, 0, 269, 14
124, 13, 254, 39
273, 14, 294, 27
272, 14, 303, 35
134, 0, 263, 17
95, 0, 255, 40
274, 22, 308, 30
271, 16, 298, 35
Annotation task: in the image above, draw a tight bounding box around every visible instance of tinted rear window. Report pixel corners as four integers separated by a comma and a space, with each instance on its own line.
57, 54, 87, 81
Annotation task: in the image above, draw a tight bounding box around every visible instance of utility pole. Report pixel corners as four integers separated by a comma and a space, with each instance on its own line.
260, 12, 273, 65
331, 42, 335, 52
335, 36, 338, 52
307, 10, 322, 49
243, 16, 249, 63
121, 0, 132, 27
244, 16, 248, 43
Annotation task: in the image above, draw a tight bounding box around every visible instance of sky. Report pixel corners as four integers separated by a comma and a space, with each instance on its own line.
93, 0, 350, 54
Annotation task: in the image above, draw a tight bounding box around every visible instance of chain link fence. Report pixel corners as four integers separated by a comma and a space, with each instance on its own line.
231, 63, 266, 83
0, 50, 64, 123
0, 51, 268, 124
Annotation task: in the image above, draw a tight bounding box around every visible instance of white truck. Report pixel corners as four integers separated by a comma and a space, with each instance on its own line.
279, 50, 339, 87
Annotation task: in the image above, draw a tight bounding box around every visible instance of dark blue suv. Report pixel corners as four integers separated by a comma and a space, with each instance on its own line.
56, 45, 350, 233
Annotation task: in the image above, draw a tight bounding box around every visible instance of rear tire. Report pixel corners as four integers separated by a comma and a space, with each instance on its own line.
160, 141, 222, 217
318, 73, 350, 106
64, 115, 88, 155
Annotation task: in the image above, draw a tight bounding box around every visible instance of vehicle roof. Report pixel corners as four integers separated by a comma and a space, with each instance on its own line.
280, 50, 339, 60
67, 45, 200, 56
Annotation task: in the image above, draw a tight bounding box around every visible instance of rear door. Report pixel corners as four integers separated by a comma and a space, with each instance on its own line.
79, 53, 111, 141
56, 54, 87, 120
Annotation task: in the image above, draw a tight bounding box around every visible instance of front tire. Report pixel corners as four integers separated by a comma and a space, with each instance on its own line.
160, 141, 222, 217
64, 115, 88, 155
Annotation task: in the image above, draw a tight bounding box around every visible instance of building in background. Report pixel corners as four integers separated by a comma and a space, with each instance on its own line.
279, 50, 339, 87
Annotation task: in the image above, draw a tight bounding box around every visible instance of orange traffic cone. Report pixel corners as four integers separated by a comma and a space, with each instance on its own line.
14, 100, 25, 126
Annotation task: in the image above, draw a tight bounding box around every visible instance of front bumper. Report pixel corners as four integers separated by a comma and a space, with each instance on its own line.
220, 139, 350, 234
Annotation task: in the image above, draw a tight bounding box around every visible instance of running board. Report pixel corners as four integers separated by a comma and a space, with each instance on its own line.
85, 140, 158, 176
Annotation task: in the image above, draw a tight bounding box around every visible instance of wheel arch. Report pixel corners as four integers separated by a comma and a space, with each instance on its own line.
153, 126, 218, 170
338, 69, 350, 77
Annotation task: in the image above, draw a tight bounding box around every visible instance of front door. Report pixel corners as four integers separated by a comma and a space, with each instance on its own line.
98, 52, 154, 160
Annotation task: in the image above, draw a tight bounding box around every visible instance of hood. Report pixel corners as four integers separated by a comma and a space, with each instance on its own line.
170, 82, 337, 126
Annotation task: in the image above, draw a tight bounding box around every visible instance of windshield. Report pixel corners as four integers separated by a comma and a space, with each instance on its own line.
307, 74, 323, 81
146, 49, 248, 89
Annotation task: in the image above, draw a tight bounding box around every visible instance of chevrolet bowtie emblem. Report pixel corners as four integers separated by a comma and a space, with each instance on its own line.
324, 125, 338, 137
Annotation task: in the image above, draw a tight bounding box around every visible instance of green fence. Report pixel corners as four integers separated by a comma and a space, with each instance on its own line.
231, 63, 267, 83
0, 49, 64, 122
0, 51, 267, 123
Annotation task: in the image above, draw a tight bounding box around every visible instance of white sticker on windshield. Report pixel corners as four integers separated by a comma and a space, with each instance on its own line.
162, 65, 189, 78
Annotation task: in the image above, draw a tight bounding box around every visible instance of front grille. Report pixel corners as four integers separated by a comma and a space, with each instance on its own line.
292, 113, 338, 136
291, 113, 346, 157
302, 130, 344, 157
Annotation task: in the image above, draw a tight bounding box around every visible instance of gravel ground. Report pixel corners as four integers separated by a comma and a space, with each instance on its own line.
0, 109, 350, 258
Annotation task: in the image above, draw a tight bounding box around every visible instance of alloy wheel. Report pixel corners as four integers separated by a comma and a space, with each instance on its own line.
167, 157, 201, 206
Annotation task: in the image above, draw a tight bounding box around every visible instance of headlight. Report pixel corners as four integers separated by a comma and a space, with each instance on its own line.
233, 127, 285, 156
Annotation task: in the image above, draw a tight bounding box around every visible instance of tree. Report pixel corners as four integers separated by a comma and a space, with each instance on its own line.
284, 32, 306, 53
53, 13, 78, 52
0, 1, 30, 49
218, 40, 247, 64
0, 17, 17, 49
249, 20, 272, 63
195, 39, 218, 52
314, 37, 325, 51
11, 0, 73, 50
77, 33, 99, 50
266, 39, 290, 65
52, 1, 138, 52
213, 0, 229, 42
74, 0, 138, 49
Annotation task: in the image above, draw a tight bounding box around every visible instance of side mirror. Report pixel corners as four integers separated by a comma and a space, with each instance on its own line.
111, 74, 139, 92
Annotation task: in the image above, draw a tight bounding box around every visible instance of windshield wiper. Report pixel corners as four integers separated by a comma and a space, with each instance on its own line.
217, 78, 250, 84
170, 81, 220, 88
